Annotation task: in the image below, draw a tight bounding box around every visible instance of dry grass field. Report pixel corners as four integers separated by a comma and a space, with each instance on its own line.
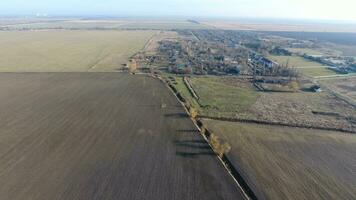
0, 30, 155, 72
0, 73, 244, 200
321, 77, 356, 101
202, 119, 356, 200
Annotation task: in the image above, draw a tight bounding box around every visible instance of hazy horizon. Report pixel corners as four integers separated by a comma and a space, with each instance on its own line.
1, 0, 356, 22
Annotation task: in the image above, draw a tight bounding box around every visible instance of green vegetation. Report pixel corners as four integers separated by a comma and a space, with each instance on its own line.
168, 75, 201, 109
189, 77, 259, 117
268, 55, 337, 77
0, 30, 155, 72
299, 67, 338, 77
286, 48, 324, 55
268, 55, 324, 67
203, 119, 356, 200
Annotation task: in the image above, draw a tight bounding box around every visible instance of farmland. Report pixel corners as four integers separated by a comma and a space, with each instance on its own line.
0, 30, 155, 72
0, 73, 244, 200
202, 119, 356, 200
1, 19, 211, 30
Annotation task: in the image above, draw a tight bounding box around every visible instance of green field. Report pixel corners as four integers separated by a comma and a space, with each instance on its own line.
286, 48, 324, 55
268, 55, 324, 67
203, 119, 356, 200
299, 67, 339, 77
166, 76, 259, 118
189, 77, 259, 116
268, 55, 337, 77
0, 30, 155, 72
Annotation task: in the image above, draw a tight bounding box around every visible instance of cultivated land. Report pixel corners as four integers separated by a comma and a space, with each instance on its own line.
0, 30, 155, 72
1, 19, 211, 30
0, 73, 244, 200
202, 119, 356, 200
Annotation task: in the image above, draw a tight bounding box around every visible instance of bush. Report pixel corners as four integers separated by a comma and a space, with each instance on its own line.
288, 81, 299, 92
189, 107, 198, 118
209, 134, 231, 158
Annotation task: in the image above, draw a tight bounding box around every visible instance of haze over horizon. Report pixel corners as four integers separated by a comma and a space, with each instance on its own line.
1, 0, 356, 22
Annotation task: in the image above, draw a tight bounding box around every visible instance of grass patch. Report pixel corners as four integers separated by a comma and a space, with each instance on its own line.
268, 55, 324, 68
268, 55, 338, 77
299, 67, 339, 77
286, 48, 324, 55
189, 77, 259, 117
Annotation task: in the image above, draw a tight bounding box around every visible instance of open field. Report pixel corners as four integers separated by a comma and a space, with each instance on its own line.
189, 76, 259, 116
118, 20, 212, 30
321, 76, 356, 101
202, 119, 356, 200
298, 67, 339, 77
268, 55, 324, 67
268, 55, 338, 77
1, 20, 130, 30
167, 76, 356, 132
0, 30, 155, 72
286, 48, 325, 55
1, 19, 212, 30
201, 20, 356, 33
0, 73, 244, 200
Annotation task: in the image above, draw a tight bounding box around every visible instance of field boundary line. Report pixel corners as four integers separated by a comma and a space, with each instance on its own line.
149, 73, 254, 200
198, 116, 356, 134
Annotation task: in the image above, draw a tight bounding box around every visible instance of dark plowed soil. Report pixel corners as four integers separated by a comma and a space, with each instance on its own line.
0, 73, 244, 200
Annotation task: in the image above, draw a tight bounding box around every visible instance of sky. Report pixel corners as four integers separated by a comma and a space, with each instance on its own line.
1, 0, 356, 22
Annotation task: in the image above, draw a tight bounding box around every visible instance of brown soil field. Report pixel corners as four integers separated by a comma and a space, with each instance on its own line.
202, 119, 356, 200
0, 73, 244, 200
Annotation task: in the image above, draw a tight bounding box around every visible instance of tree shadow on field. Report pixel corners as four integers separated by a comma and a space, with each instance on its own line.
165, 113, 188, 118
176, 129, 198, 133
174, 140, 214, 158
176, 151, 214, 158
